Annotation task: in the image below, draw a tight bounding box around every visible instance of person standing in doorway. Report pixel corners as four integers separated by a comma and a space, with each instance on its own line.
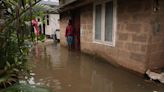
65, 20, 74, 50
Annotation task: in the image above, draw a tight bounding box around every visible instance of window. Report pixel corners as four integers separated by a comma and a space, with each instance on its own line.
105, 1, 113, 42
95, 4, 102, 40
93, 0, 117, 46
47, 15, 49, 25
38, 18, 40, 22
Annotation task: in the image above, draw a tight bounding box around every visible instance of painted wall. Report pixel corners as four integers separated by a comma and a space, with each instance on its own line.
45, 14, 60, 37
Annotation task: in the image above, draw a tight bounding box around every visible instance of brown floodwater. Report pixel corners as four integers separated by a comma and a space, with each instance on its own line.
29, 41, 164, 92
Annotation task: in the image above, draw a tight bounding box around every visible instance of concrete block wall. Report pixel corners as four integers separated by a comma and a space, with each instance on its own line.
80, 5, 94, 54
117, 0, 150, 73
148, 0, 164, 71
80, 0, 154, 74
60, 12, 69, 47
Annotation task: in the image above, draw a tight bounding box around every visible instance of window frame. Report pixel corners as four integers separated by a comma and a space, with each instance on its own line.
93, 0, 117, 47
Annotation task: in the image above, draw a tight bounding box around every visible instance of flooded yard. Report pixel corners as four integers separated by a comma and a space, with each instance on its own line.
28, 41, 164, 92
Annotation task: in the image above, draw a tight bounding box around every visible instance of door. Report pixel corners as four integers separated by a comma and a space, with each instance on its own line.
72, 10, 81, 51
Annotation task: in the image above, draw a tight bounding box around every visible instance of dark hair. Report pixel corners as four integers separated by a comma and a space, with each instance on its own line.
68, 19, 72, 25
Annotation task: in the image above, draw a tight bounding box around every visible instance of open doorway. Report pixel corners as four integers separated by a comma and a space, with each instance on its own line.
72, 9, 81, 51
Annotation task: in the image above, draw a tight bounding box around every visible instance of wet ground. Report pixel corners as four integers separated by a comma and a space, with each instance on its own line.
29, 41, 164, 92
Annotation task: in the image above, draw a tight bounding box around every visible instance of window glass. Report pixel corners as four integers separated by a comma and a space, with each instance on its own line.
105, 1, 113, 42
95, 4, 102, 40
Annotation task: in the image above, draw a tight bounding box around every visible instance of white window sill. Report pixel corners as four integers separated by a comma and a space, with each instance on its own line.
93, 41, 115, 47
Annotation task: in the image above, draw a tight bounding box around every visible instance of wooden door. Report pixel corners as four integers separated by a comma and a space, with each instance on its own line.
72, 10, 81, 51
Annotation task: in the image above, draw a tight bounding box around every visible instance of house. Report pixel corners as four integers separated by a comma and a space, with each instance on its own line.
38, 0, 60, 39
44, 14, 60, 39
59, 0, 164, 74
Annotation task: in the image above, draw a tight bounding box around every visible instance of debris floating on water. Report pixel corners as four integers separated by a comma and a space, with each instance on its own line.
146, 69, 164, 83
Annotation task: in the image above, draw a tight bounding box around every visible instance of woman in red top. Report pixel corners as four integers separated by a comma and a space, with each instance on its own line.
65, 20, 74, 50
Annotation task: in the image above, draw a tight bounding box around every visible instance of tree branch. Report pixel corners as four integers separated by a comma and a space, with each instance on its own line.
0, 0, 42, 32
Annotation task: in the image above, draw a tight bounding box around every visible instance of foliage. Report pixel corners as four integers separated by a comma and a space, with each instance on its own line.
0, 0, 48, 88
38, 34, 46, 42
1, 83, 52, 92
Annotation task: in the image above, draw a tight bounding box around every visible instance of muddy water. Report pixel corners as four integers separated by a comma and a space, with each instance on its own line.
29, 42, 164, 92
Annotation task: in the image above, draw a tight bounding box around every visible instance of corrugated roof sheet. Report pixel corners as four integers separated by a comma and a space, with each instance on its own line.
39, 0, 59, 6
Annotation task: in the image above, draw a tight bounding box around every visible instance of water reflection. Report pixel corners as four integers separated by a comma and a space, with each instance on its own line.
29, 41, 164, 92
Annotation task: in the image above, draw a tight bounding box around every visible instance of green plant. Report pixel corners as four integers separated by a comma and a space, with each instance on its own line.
0, 0, 49, 88
38, 34, 46, 42
2, 83, 52, 92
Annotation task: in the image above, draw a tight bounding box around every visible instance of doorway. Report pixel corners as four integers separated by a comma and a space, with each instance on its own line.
72, 9, 81, 51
